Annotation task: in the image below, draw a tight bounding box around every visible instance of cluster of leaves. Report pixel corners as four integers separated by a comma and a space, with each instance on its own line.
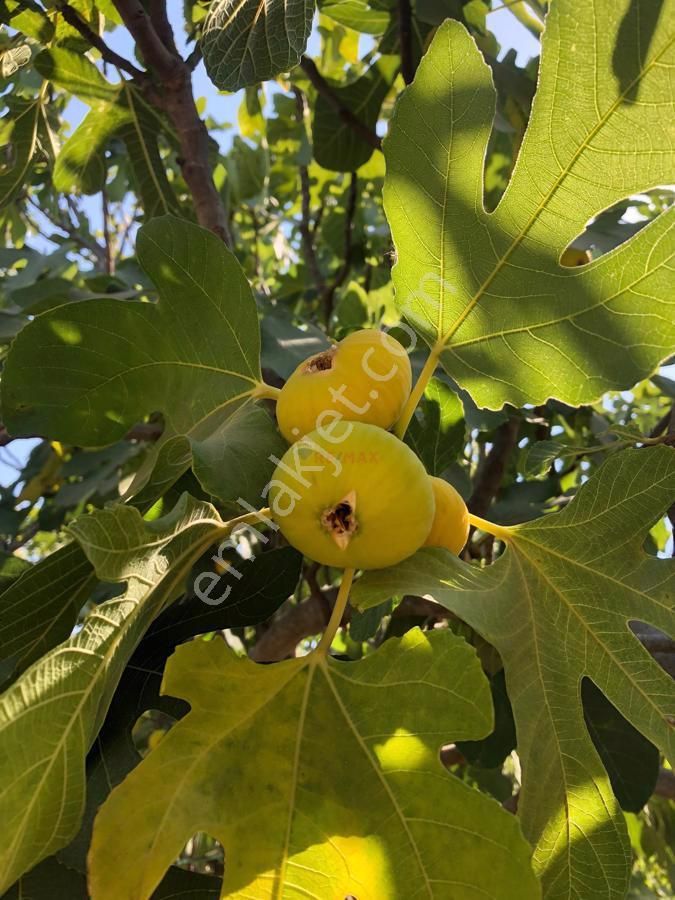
0, 0, 673, 898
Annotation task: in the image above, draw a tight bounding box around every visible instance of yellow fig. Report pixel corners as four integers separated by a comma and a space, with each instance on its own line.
268, 422, 434, 569
424, 476, 470, 554
275, 329, 412, 443
560, 247, 591, 267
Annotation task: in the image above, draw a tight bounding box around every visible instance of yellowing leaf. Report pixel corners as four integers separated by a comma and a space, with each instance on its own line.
354, 446, 675, 899
385, 3, 675, 409
88, 629, 541, 899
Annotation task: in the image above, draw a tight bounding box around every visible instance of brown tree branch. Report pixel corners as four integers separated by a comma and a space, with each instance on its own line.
321, 172, 358, 326
468, 416, 521, 518
293, 87, 325, 299
299, 56, 382, 151
54, 2, 144, 79
147, 0, 179, 56
112, 0, 231, 244
112, 0, 176, 81
250, 592, 337, 662
397, 0, 415, 85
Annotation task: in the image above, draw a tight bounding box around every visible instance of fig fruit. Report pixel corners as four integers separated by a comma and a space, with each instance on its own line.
268, 421, 434, 569
275, 329, 412, 443
560, 247, 591, 267
424, 477, 470, 554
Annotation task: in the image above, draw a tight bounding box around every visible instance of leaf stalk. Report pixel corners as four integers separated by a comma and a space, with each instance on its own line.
316, 568, 355, 657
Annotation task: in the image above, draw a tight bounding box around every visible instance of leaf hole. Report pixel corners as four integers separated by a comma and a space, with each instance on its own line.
628, 621, 674, 679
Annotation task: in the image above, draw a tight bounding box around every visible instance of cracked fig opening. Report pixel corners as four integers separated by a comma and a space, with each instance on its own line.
303, 346, 337, 373
321, 490, 358, 550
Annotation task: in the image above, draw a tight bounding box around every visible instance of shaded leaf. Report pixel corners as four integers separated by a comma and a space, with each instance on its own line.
89, 628, 540, 899
313, 56, 396, 172
201, 0, 314, 91
456, 669, 517, 770
36, 49, 179, 215
0, 495, 237, 891
2, 215, 263, 447
405, 376, 465, 476
385, 9, 675, 410
59, 545, 302, 871
190, 403, 288, 510
0, 98, 41, 209
0, 543, 94, 685
354, 446, 675, 899
4, 855, 221, 899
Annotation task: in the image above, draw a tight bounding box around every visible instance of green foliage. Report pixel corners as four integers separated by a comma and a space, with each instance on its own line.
354, 446, 675, 899
2, 215, 266, 506
385, 10, 674, 409
0, 0, 673, 897
201, 0, 315, 90
88, 628, 540, 899
312, 55, 397, 171
0, 494, 244, 893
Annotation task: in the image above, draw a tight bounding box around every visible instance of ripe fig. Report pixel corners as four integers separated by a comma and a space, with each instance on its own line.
268, 422, 434, 569
275, 329, 412, 443
560, 247, 591, 267
424, 477, 470, 554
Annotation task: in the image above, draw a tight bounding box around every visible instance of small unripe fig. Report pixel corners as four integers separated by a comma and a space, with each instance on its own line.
268, 422, 434, 569
424, 477, 470, 554
275, 329, 412, 444
560, 247, 591, 267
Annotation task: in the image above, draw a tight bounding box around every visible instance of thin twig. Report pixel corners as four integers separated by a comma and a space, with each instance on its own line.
398, 0, 415, 85
116, 202, 139, 261
321, 173, 358, 326
292, 87, 325, 299
25, 196, 106, 266
185, 44, 202, 71
101, 185, 114, 276
54, 1, 144, 79
468, 417, 520, 518
299, 56, 382, 151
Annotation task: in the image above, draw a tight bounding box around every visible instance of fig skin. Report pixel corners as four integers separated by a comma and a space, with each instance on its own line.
275, 329, 412, 444
267, 422, 434, 570
424, 477, 470, 555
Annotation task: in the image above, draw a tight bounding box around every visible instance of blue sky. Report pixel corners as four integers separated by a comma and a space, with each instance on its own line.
1, 9, 540, 490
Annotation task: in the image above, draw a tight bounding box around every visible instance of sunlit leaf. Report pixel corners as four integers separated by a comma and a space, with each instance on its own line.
89, 628, 540, 899
59, 545, 301, 871
355, 446, 675, 899
385, 5, 675, 409
0, 99, 41, 209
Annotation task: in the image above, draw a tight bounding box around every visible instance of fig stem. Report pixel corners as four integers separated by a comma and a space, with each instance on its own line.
253, 382, 281, 400
224, 507, 272, 531
467, 512, 511, 542
394, 347, 441, 438
316, 567, 356, 657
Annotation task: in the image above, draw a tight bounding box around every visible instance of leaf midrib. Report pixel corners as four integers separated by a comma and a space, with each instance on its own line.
320, 658, 434, 898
